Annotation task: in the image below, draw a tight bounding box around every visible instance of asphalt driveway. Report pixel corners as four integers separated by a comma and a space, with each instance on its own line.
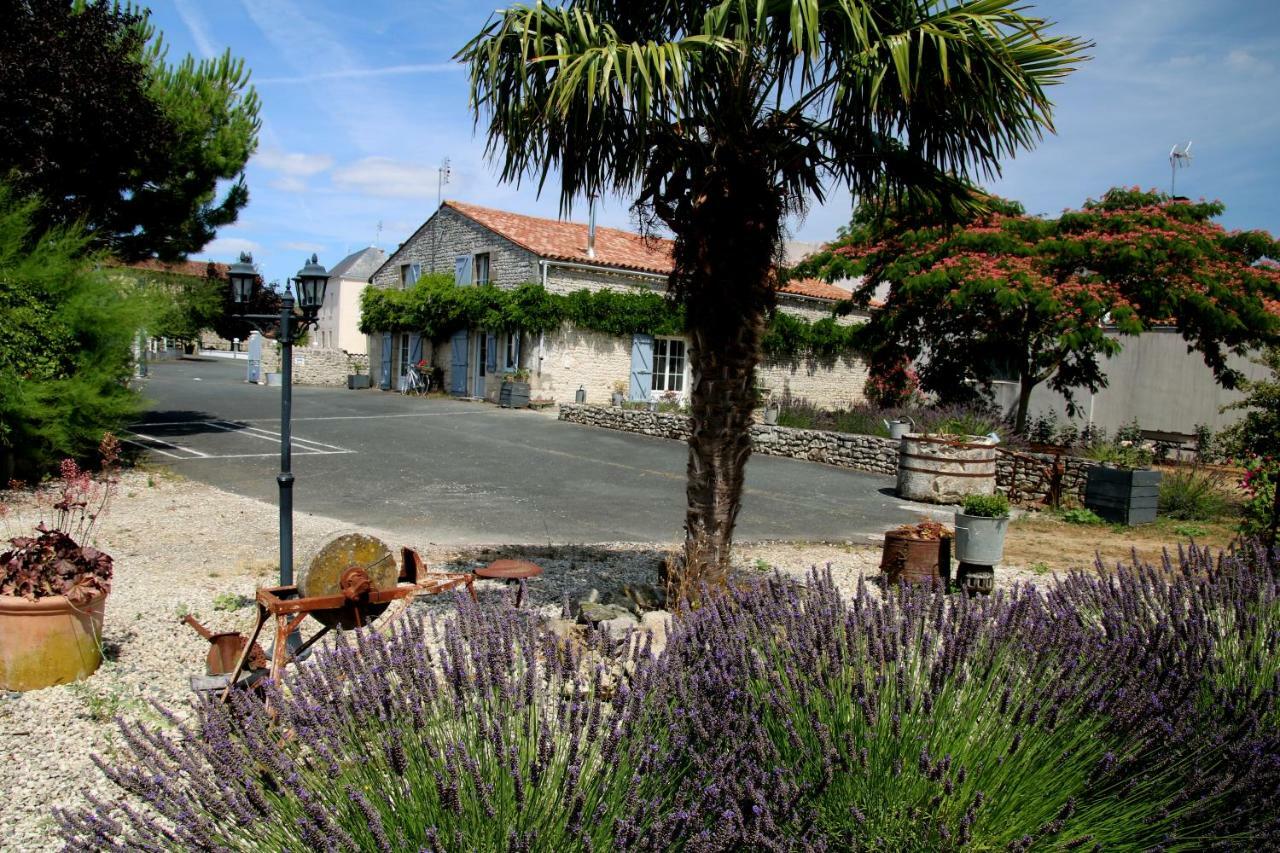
127, 358, 929, 545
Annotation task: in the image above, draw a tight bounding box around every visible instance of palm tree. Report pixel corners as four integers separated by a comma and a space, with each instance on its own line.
459, 0, 1088, 595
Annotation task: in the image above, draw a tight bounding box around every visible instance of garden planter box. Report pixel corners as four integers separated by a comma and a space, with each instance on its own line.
500, 381, 530, 408
1085, 467, 1161, 525
347, 374, 372, 390
0, 591, 106, 691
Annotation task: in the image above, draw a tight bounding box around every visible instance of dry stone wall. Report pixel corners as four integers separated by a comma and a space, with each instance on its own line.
259, 346, 366, 387
558, 404, 1103, 505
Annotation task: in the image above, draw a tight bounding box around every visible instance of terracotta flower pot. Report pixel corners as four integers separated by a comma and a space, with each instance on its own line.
0, 590, 106, 691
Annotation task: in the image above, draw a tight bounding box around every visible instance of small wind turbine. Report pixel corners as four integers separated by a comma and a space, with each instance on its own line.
1169, 141, 1192, 195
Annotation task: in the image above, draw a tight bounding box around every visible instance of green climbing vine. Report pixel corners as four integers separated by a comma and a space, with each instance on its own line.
359, 274, 863, 360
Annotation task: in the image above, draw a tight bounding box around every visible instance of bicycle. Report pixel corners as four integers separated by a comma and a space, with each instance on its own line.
401, 366, 431, 396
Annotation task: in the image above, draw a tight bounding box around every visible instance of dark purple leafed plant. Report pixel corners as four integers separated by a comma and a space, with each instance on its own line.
57, 544, 1278, 851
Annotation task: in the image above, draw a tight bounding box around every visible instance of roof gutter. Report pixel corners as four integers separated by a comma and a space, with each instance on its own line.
544, 258, 669, 281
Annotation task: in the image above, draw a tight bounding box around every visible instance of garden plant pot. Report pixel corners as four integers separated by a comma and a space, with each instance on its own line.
1085, 467, 1161, 525
0, 591, 106, 691
611, 392, 625, 407
953, 513, 1009, 566
762, 404, 780, 425
347, 374, 372, 390
499, 381, 531, 408
880, 531, 950, 585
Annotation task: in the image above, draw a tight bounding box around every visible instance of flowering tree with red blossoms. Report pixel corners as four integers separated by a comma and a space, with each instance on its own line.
841, 188, 1280, 432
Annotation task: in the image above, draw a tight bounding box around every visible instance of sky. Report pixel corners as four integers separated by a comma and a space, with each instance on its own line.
150, 0, 1280, 286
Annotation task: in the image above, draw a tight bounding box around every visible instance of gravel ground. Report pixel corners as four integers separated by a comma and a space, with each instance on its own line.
0, 471, 1043, 851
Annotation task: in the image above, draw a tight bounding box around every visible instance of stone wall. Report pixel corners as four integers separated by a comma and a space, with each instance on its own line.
558, 404, 1103, 505
260, 345, 367, 387
371, 206, 538, 290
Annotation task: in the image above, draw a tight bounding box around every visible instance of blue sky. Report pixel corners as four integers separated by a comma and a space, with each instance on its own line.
155, 0, 1280, 286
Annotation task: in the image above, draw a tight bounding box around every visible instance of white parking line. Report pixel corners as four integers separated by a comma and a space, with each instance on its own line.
121, 421, 354, 461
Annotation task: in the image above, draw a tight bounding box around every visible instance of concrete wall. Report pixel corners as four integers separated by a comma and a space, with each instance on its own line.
996, 328, 1269, 436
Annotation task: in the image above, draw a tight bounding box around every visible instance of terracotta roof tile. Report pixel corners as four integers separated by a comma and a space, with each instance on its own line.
777, 278, 850, 302
446, 200, 674, 275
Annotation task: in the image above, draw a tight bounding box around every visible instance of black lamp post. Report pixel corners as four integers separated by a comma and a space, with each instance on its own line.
225, 252, 329, 588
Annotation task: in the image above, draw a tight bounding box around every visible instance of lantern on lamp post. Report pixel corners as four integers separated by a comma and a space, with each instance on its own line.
224, 252, 329, 588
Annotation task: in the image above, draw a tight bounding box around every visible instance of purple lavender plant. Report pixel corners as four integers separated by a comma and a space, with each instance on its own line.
55, 546, 1278, 851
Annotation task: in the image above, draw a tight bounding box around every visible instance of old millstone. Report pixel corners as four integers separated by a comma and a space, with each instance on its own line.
578, 602, 633, 625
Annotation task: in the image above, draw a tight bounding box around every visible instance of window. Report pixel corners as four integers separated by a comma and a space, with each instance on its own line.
398, 334, 410, 377
652, 338, 685, 393
504, 332, 520, 371
474, 252, 490, 285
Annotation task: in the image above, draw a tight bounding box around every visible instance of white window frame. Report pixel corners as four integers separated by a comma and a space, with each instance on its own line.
651, 337, 687, 396
397, 334, 411, 378
474, 252, 491, 285
503, 332, 520, 372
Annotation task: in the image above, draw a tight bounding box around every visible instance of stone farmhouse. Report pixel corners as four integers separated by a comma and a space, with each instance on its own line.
366, 201, 870, 408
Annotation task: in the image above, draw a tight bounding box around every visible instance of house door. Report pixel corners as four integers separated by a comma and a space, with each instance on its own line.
449, 330, 469, 395
472, 330, 496, 397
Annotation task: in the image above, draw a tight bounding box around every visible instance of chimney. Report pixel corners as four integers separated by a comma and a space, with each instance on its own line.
586, 194, 597, 259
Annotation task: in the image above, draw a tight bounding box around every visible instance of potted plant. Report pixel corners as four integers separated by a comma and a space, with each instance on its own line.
1082, 435, 1161, 525
611, 380, 627, 407
953, 493, 1011, 566
500, 368, 532, 408
0, 437, 118, 691
347, 358, 371, 390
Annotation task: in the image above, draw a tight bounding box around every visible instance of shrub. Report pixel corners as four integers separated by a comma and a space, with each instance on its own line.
1239, 456, 1277, 541
960, 492, 1010, 518
58, 549, 1280, 850
1159, 466, 1231, 521
0, 186, 143, 477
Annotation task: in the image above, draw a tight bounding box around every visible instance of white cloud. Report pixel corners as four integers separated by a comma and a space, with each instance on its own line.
254, 149, 335, 177
331, 157, 442, 199
256, 62, 459, 85
203, 236, 262, 258
173, 0, 218, 60
1226, 49, 1273, 74
269, 176, 310, 193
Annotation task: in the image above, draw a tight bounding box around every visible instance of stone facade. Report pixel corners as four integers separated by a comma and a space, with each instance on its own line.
260, 345, 367, 387
370, 205, 539, 291
558, 404, 1104, 506
367, 202, 872, 406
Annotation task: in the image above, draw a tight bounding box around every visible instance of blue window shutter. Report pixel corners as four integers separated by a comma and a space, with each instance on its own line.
449, 329, 469, 394
409, 263, 422, 285
409, 332, 422, 368
454, 256, 471, 286
486, 333, 497, 373
379, 333, 393, 390
629, 334, 654, 401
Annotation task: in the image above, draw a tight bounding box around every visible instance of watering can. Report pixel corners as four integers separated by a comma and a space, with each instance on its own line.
884, 416, 915, 440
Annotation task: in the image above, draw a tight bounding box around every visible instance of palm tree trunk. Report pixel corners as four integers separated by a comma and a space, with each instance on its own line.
665, 165, 781, 602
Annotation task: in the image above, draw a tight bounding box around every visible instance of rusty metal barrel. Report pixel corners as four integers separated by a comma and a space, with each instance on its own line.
896, 433, 998, 504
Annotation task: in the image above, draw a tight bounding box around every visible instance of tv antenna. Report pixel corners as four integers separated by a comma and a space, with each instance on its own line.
437, 157, 452, 208
1169, 141, 1192, 195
